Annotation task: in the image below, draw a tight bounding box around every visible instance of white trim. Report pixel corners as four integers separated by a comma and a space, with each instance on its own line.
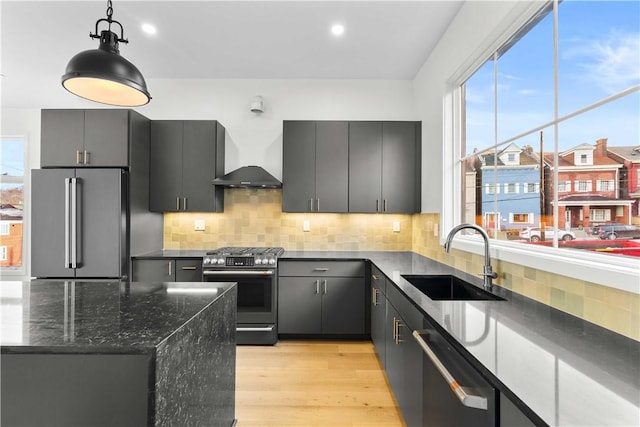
447, 236, 640, 295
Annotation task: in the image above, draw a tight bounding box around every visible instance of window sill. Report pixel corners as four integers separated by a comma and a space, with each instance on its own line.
446, 237, 640, 295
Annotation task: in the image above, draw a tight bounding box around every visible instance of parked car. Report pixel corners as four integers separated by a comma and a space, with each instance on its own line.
519, 227, 576, 242
597, 224, 640, 240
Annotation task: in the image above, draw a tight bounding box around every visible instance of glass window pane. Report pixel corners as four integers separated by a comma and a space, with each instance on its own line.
0, 138, 24, 270
558, 0, 640, 115
497, 10, 555, 142
464, 59, 496, 157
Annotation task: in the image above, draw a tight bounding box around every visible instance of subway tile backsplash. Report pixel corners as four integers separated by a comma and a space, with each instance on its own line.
164, 189, 639, 341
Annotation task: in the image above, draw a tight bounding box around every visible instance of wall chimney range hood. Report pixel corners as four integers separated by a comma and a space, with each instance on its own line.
212, 166, 282, 188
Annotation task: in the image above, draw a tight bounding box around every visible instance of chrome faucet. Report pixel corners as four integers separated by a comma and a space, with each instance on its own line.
444, 223, 498, 291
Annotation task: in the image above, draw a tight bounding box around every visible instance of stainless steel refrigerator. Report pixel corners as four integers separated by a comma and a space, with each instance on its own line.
31, 168, 129, 279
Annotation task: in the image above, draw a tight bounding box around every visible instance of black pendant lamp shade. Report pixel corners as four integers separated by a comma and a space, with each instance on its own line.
61, 1, 151, 107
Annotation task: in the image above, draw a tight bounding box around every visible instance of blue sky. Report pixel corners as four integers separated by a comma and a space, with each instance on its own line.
465, 0, 640, 154
0, 138, 24, 177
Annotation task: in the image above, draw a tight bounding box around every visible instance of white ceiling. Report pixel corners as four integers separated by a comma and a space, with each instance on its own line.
1, 1, 464, 107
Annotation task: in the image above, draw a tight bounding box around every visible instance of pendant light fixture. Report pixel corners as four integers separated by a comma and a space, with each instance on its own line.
61, 0, 151, 107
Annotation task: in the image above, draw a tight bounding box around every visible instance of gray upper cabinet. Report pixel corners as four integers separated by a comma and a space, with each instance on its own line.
282, 121, 349, 212
41, 109, 136, 167
349, 122, 383, 213
349, 121, 421, 213
149, 120, 225, 212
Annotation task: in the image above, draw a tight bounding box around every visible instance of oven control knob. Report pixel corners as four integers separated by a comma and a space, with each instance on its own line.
217, 258, 225, 265
268, 258, 276, 265
255, 259, 262, 265
203, 258, 210, 264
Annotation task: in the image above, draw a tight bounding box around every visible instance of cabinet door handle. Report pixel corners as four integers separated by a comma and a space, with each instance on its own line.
168, 262, 172, 277
317, 198, 320, 211
315, 279, 320, 294
376, 199, 379, 212
76, 150, 82, 165
176, 197, 180, 211
310, 198, 314, 211
181, 266, 197, 270
372, 287, 378, 306
323, 279, 327, 294
384, 199, 387, 212
412, 330, 488, 410
83, 150, 89, 165
183, 197, 187, 211
372, 274, 379, 280
392, 317, 397, 341
395, 318, 403, 344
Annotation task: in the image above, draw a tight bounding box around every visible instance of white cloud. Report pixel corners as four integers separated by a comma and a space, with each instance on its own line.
518, 89, 536, 96
563, 29, 640, 94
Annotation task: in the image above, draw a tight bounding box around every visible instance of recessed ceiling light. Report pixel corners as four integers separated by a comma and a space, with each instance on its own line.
331, 24, 345, 36
141, 23, 157, 35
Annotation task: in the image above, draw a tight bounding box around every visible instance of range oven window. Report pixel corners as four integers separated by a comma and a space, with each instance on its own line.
237, 277, 272, 312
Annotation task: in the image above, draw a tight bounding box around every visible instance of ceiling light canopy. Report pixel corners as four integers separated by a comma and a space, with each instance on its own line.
61, 0, 151, 107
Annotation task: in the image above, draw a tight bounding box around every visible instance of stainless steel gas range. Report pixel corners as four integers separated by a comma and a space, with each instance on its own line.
202, 247, 284, 345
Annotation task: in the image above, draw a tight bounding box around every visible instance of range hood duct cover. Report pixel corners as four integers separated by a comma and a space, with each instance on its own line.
212, 166, 282, 188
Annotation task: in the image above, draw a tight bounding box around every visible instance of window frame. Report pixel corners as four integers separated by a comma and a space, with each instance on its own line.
0, 135, 28, 277
441, 0, 640, 295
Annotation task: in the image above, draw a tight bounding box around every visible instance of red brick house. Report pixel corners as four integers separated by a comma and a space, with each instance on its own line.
544, 139, 634, 230
606, 145, 640, 225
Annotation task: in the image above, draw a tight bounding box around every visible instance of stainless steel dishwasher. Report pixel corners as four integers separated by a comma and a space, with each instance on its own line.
413, 318, 496, 426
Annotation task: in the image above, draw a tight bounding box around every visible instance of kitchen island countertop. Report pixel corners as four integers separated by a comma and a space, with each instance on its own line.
282, 250, 640, 427
0, 280, 237, 426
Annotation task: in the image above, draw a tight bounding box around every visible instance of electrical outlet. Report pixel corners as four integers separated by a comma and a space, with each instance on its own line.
393, 221, 401, 232
303, 220, 311, 232
194, 219, 205, 231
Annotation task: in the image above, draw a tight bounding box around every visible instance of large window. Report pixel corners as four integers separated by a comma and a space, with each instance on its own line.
462, 1, 640, 261
0, 138, 26, 275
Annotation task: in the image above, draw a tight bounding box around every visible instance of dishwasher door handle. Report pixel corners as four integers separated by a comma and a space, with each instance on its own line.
412, 330, 488, 410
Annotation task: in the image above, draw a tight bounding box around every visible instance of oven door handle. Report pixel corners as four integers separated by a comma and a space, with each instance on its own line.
237, 326, 275, 332
203, 270, 275, 276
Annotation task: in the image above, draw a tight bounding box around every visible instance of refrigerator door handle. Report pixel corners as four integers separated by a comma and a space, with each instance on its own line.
70, 177, 78, 269
64, 178, 71, 268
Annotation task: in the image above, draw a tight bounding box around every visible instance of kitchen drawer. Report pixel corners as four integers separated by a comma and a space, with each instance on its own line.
175, 259, 203, 282
278, 260, 365, 277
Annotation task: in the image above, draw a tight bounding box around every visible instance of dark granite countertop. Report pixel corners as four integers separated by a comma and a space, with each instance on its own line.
0, 280, 236, 355
132, 250, 210, 259
282, 250, 640, 427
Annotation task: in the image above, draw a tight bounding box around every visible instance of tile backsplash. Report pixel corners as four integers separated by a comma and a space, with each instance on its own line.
164, 189, 639, 341
164, 189, 413, 251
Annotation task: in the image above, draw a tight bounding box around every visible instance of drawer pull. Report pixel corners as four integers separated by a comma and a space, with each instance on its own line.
181, 266, 197, 270
412, 330, 488, 410
313, 267, 329, 272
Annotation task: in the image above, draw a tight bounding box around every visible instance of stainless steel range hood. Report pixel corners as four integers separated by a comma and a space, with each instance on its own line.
212, 166, 282, 188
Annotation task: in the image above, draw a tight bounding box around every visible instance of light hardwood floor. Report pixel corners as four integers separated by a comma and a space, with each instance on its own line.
235, 341, 405, 427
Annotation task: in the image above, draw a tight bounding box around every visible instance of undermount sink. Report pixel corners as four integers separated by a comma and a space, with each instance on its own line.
402, 274, 505, 301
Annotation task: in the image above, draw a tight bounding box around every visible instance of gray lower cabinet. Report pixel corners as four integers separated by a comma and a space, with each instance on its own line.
41, 109, 144, 167
500, 394, 537, 427
131, 259, 203, 282
384, 284, 424, 427
282, 121, 349, 213
150, 120, 225, 212
278, 260, 365, 335
349, 121, 421, 213
371, 266, 387, 366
